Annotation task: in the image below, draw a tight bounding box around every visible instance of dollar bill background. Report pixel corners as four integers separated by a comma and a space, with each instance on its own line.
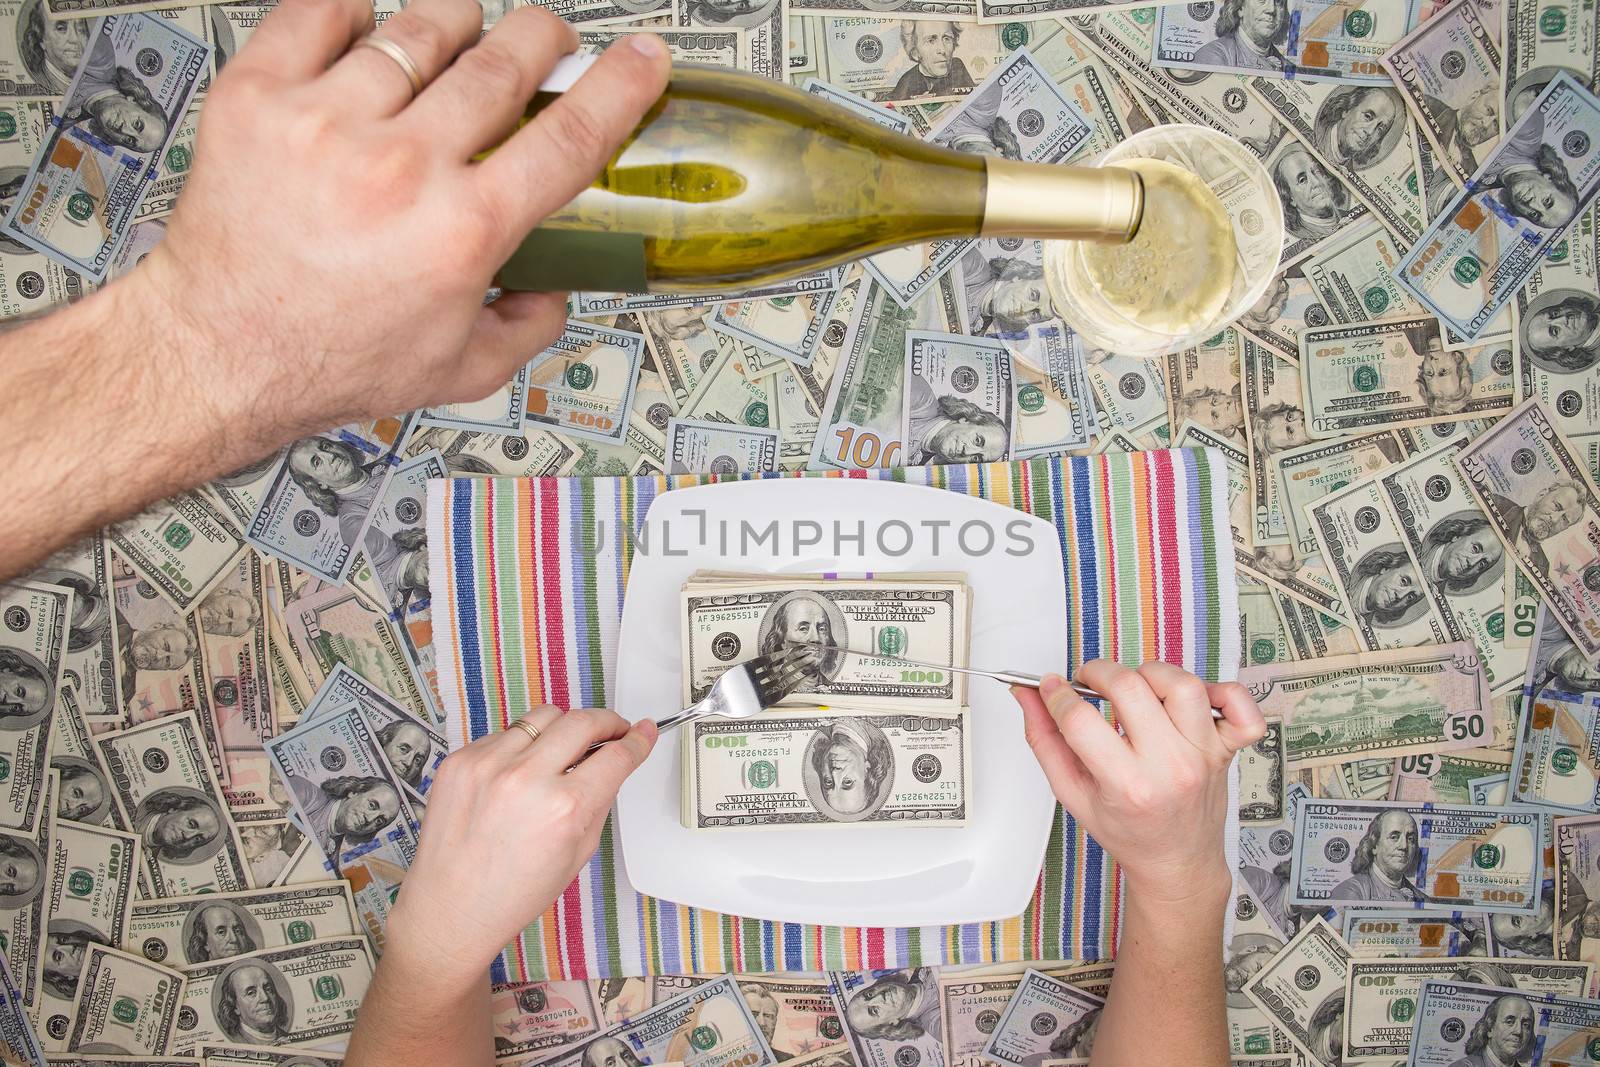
0, 0, 1597, 1055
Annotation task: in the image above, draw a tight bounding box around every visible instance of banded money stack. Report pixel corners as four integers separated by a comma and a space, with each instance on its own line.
679, 572, 974, 829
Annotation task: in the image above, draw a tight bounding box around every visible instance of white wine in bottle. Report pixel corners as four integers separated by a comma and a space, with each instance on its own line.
492, 58, 1145, 294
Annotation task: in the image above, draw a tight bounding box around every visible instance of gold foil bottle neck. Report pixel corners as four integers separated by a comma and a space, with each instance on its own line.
980, 160, 1143, 242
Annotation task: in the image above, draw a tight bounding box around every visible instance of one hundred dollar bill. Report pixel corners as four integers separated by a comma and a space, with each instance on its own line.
1246, 79, 1425, 243
1240, 917, 1352, 1067
1066, 10, 1288, 151
980, 968, 1103, 1067
1223, 883, 1296, 1056
1299, 316, 1516, 437
1341, 909, 1491, 955
304, 663, 445, 802
243, 414, 415, 586
681, 577, 968, 706
106, 491, 244, 613
674, 0, 779, 79
1291, 799, 1541, 911
867, 48, 1088, 307
1408, 979, 1600, 1067
0, 938, 44, 1067
1502, 0, 1597, 129
711, 291, 840, 370
357, 449, 441, 624
201, 1045, 346, 1067
263, 701, 420, 874
126, 881, 358, 969
1155, 0, 1416, 82
1513, 203, 1598, 469
0, 772, 51, 1015
1394, 73, 1600, 340
47, 684, 118, 824
0, 579, 67, 836
0, 15, 207, 280
683, 709, 970, 829
577, 28, 746, 69
1342, 957, 1592, 1059
1380, 441, 1530, 693
902, 331, 1014, 465
522, 320, 646, 446
1272, 431, 1404, 557
95, 711, 249, 896
1453, 397, 1600, 664
811, 275, 962, 470
1238, 642, 1495, 766
1509, 608, 1600, 811
679, 344, 775, 429
666, 417, 779, 474
1307, 469, 1452, 648
829, 969, 942, 1067
405, 425, 578, 479
572, 270, 841, 319
64, 943, 183, 1055
36, 815, 140, 1046
543, 974, 778, 1067
172, 935, 374, 1053
1382, 0, 1503, 186
28, 538, 117, 721
417, 372, 528, 433
646, 973, 847, 1060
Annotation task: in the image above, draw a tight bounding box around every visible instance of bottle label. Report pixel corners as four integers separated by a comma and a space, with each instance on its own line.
496, 228, 650, 293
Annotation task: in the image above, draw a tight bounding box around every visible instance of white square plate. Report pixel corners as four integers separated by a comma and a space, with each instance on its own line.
614, 477, 1068, 928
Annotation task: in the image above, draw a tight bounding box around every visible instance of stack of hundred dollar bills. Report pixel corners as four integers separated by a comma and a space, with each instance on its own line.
679, 572, 971, 829
3, 0, 1600, 1059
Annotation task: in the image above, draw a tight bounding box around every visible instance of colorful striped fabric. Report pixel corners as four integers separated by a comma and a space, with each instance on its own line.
425, 449, 1239, 982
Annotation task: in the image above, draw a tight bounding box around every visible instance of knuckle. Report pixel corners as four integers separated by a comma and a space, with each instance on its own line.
391, 12, 457, 64
541, 98, 608, 163
1053, 697, 1097, 730
284, 107, 338, 154
1220, 681, 1254, 707
1120, 781, 1157, 812
544, 783, 585, 826
457, 42, 530, 99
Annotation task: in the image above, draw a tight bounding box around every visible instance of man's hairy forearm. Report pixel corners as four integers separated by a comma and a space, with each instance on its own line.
0, 275, 284, 581
1091, 873, 1231, 1067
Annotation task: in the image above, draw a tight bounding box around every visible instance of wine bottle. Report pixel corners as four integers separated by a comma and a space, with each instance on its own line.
493, 58, 1143, 294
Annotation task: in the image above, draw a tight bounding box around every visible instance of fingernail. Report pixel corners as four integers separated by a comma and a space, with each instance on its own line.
1039, 675, 1065, 699
630, 32, 667, 59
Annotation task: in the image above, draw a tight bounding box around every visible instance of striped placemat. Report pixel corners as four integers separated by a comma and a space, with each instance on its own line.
425, 450, 1238, 982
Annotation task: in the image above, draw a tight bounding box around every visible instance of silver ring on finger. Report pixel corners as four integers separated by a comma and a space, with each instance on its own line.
356, 32, 426, 99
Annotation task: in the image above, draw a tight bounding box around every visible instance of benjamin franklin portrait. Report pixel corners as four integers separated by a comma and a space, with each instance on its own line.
802, 717, 895, 821
756, 591, 847, 687
214, 957, 294, 1044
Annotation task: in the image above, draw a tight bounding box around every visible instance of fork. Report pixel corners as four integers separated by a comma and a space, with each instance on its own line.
787, 641, 1226, 717
583, 644, 814, 754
